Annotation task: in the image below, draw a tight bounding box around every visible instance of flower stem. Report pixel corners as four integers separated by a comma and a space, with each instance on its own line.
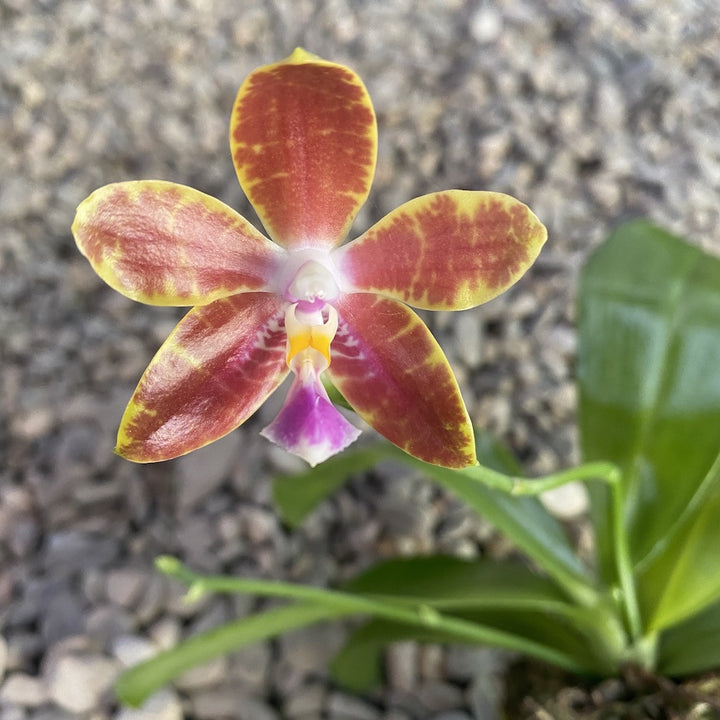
464, 460, 643, 642
156, 556, 592, 674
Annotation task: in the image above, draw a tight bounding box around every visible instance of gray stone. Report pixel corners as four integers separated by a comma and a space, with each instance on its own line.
0, 706, 27, 720
85, 605, 136, 647
44, 531, 120, 573
418, 681, 466, 713
284, 682, 326, 718
40, 591, 85, 646
0, 672, 48, 707
176, 432, 238, 511
111, 635, 158, 667
445, 647, 507, 684
0, 634, 7, 681
385, 642, 418, 691
105, 567, 149, 608
326, 691, 380, 720
44, 652, 118, 714
279, 622, 346, 675
114, 688, 183, 720
236, 697, 280, 720
230, 641, 271, 691
175, 655, 228, 692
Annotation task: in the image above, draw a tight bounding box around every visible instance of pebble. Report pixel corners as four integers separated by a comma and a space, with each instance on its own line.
40, 591, 86, 645
85, 605, 136, 647
106, 567, 149, 609
236, 697, 281, 720
175, 655, 229, 692
44, 531, 120, 573
279, 623, 346, 674
0, 673, 48, 707
539, 480, 589, 520
326, 691, 380, 720
176, 432, 239, 512
114, 688, 183, 720
44, 652, 118, 714
386, 642, 419, 692
417, 682, 465, 714
191, 686, 255, 719
284, 682, 326, 718
0, 708, 26, 720
231, 641, 272, 691
111, 635, 158, 667
0, 635, 6, 681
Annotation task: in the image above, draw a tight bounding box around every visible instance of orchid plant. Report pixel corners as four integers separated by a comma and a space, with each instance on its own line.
74, 51, 720, 710
72, 48, 545, 470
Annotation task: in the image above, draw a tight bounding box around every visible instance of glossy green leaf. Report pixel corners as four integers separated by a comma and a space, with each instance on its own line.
658, 598, 720, 676
578, 220, 720, 597
116, 602, 345, 706
343, 556, 568, 609
641, 474, 720, 632
333, 556, 627, 691
343, 555, 619, 643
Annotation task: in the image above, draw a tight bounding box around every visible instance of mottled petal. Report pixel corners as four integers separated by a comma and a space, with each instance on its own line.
73, 180, 284, 306
328, 294, 476, 468
117, 293, 288, 462
334, 190, 547, 310
262, 349, 361, 466
230, 48, 377, 249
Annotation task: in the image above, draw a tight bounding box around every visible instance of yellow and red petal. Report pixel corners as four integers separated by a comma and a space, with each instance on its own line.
230, 48, 377, 250
328, 294, 476, 469
73, 180, 284, 306
116, 293, 288, 462
334, 190, 547, 310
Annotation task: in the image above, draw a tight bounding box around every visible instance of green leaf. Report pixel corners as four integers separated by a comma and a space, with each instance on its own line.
658, 598, 720, 676
641, 476, 720, 631
344, 555, 572, 612
272, 445, 392, 527
578, 220, 720, 598
339, 556, 625, 680
116, 602, 345, 706
332, 601, 617, 692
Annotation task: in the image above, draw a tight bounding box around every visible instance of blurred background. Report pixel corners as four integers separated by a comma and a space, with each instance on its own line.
1, 1, 719, 718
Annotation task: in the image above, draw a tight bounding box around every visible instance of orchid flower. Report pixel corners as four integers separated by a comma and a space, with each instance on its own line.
72, 48, 546, 469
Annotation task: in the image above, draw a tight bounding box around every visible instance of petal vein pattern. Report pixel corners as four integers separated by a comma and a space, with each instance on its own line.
230, 48, 377, 249
116, 294, 288, 462
73, 181, 284, 306
335, 190, 547, 310
328, 294, 476, 468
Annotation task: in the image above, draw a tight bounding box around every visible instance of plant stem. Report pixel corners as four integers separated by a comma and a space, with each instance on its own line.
156, 556, 593, 674
465, 460, 643, 643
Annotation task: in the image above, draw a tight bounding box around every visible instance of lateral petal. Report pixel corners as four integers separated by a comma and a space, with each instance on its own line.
328, 294, 476, 468
230, 48, 377, 249
334, 190, 547, 310
73, 180, 284, 306
117, 293, 288, 462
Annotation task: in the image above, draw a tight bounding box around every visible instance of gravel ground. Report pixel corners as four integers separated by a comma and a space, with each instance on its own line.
2, 1, 720, 719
